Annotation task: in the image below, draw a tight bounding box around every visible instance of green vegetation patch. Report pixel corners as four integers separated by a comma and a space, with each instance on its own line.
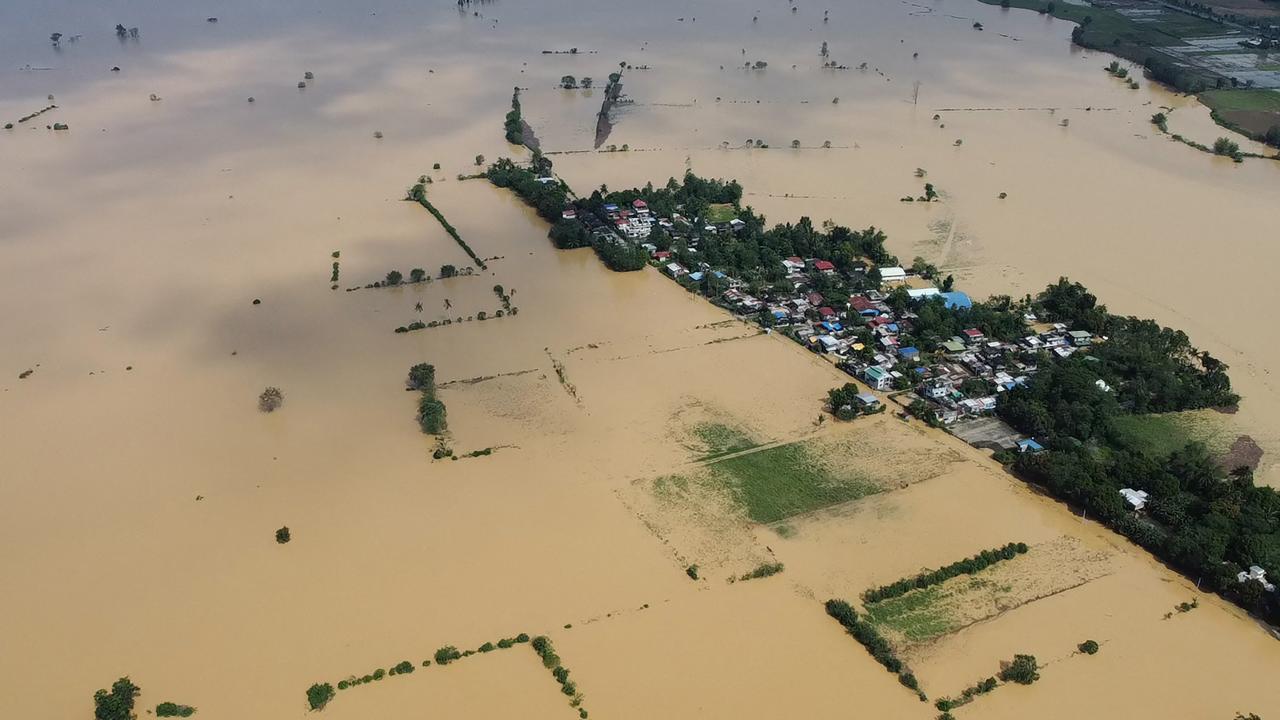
156, 702, 196, 717
1109, 411, 1230, 459
864, 585, 958, 642
691, 422, 758, 460
710, 441, 879, 523
705, 203, 737, 224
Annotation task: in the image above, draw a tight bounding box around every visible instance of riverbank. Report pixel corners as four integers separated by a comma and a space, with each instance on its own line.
974, 0, 1280, 150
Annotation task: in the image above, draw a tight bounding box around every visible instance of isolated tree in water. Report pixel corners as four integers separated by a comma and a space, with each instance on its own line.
258, 386, 284, 412
94, 677, 140, 720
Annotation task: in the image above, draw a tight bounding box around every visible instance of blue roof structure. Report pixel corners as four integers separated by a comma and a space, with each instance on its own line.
1017, 439, 1045, 453
898, 346, 920, 358
942, 291, 973, 310
688, 271, 705, 282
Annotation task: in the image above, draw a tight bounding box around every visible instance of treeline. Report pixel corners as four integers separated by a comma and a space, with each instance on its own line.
407, 182, 487, 270
532, 636, 591, 718
824, 599, 925, 700
486, 156, 646, 272
408, 363, 447, 434
862, 543, 1028, 604
505, 86, 523, 145
310, 633, 534, 710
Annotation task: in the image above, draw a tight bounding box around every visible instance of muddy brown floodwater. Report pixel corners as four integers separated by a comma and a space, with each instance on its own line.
1, 1, 1278, 719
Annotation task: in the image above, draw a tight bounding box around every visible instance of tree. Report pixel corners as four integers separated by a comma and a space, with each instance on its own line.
410, 268, 426, 283
306, 683, 335, 711
408, 363, 435, 391
560, 75, 577, 89
434, 646, 461, 664
474, 154, 485, 166
275, 526, 291, 544
258, 387, 284, 412
791, 139, 801, 148
1265, 125, 1280, 148
1213, 137, 1240, 158
50, 32, 63, 44
1078, 639, 1099, 654
95, 677, 140, 720
999, 654, 1039, 684
440, 264, 457, 278
385, 270, 403, 285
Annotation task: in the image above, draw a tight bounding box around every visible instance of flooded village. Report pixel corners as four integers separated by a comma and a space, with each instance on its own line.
3, 1, 1280, 720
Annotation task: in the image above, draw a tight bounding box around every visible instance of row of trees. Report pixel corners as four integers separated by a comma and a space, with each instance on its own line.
862, 543, 1028, 604
531, 636, 590, 716
824, 600, 924, 699
408, 363, 447, 434
407, 181, 487, 270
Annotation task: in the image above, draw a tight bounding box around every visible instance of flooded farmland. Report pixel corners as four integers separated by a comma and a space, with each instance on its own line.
2, 1, 1278, 718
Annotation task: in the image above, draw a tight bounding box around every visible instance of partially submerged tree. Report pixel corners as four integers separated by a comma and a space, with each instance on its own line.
94, 677, 140, 720
258, 387, 284, 413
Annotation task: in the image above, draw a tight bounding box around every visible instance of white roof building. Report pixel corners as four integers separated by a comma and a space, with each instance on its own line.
879, 266, 907, 283
1120, 488, 1149, 511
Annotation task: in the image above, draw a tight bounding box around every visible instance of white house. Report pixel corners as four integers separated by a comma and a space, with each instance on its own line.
879, 266, 907, 283
1237, 565, 1277, 592
1119, 488, 1149, 511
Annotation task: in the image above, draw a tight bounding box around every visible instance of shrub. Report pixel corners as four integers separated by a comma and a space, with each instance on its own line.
306, 683, 335, 711
515, 633, 530, 643
434, 646, 461, 665
155, 701, 196, 717
479, 642, 495, 652
275, 526, 291, 544
498, 638, 514, 648
258, 386, 284, 412
1079, 639, 1099, 654
686, 564, 699, 580
392, 660, 414, 674
999, 654, 1039, 685
738, 562, 784, 581
1213, 137, 1241, 159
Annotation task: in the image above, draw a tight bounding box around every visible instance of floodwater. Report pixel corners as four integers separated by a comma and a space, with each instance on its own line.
1, 1, 1278, 718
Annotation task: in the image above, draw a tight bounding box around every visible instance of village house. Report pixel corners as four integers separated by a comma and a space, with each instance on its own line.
879, 266, 907, 283
863, 365, 893, 390
1120, 488, 1150, 511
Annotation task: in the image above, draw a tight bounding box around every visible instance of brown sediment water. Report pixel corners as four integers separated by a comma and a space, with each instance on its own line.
2, 2, 1278, 719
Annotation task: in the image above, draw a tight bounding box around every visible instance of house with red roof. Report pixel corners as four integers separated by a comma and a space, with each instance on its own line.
813, 260, 836, 273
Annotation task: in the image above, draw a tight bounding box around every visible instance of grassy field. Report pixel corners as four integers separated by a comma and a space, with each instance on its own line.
1199, 89, 1280, 113
705, 203, 738, 224
1109, 410, 1231, 459
864, 585, 957, 642
691, 422, 759, 461
710, 441, 879, 523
